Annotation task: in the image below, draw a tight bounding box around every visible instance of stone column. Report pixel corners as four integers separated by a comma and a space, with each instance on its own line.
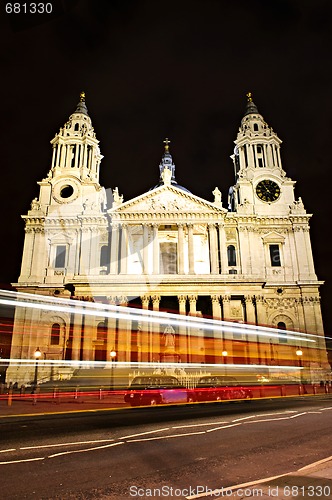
141, 295, 150, 362
218, 223, 228, 273
51, 144, 56, 168
143, 223, 149, 274
20, 228, 35, 280
152, 223, 159, 274
106, 297, 117, 360
110, 223, 120, 274
178, 224, 185, 274
30, 228, 46, 280
256, 295, 267, 327
188, 295, 198, 362
245, 295, 256, 325
244, 295, 257, 364
71, 311, 83, 362
83, 313, 95, 363
221, 294, 232, 360
208, 223, 218, 274
152, 295, 161, 362
117, 296, 129, 362
119, 224, 128, 274
211, 295, 222, 363
221, 294, 231, 321
178, 295, 187, 362
188, 223, 195, 274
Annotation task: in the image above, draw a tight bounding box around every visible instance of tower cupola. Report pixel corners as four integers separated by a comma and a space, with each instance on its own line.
49, 92, 103, 183
231, 92, 283, 178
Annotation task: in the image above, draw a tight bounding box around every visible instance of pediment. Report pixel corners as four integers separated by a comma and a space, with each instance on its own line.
261, 231, 285, 243
109, 185, 226, 215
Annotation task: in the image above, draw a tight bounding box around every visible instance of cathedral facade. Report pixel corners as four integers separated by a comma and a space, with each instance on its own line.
7, 93, 329, 384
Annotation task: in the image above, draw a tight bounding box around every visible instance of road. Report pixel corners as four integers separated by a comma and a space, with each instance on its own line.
0, 396, 332, 499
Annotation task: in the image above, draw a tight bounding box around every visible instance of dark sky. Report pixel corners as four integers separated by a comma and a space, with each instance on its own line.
1, 0, 332, 338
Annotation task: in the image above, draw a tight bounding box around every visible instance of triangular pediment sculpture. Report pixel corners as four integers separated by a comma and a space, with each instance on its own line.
108, 184, 227, 215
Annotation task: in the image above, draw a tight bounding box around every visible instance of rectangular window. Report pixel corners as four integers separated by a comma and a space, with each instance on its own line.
54, 245, 66, 268
269, 244, 281, 267
160, 242, 177, 274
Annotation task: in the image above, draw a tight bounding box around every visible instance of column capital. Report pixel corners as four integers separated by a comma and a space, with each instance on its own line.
141, 295, 150, 307
244, 295, 254, 304
151, 294, 161, 304
221, 294, 230, 303
211, 295, 220, 303
107, 296, 117, 305
188, 295, 198, 303
178, 295, 187, 305
117, 295, 128, 306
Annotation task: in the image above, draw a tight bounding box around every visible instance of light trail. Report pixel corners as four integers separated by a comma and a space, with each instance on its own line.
0, 289, 318, 343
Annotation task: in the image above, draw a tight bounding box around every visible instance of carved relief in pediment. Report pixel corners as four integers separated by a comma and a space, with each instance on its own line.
121, 190, 215, 213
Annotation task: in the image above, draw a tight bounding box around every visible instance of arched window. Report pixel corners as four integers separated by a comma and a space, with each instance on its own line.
253, 123, 259, 132
51, 323, 61, 345
227, 245, 237, 267
74, 123, 79, 131
97, 322, 107, 342
278, 321, 287, 344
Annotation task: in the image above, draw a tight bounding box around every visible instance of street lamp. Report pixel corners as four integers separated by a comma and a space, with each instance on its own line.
33, 347, 41, 393
296, 347, 303, 386
110, 350, 117, 391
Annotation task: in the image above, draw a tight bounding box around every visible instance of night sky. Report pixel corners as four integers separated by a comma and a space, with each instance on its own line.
1, 0, 332, 341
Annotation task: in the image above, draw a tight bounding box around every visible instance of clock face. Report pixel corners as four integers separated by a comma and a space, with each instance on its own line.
256, 180, 280, 202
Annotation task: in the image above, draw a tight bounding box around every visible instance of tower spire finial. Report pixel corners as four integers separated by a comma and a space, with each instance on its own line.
80, 91, 86, 102
163, 137, 171, 152
246, 91, 253, 102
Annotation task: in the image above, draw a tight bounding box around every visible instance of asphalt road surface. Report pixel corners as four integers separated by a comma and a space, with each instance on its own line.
1, 395, 332, 499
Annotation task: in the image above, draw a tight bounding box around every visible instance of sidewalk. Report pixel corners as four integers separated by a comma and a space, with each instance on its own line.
203, 456, 332, 499
0, 391, 129, 418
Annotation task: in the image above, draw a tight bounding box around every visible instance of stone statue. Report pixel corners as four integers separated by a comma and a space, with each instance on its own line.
213, 187, 222, 203
113, 187, 123, 204
163, 325, 175, 348
31, 198, 40, 211
161, 167, 172, 185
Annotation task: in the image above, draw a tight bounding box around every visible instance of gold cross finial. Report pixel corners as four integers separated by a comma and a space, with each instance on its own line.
80, 91, 86, 102
246, 92, 253, 102
163, 138, 171, 152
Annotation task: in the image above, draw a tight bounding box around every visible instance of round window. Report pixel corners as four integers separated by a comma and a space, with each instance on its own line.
60, 185, 74, 199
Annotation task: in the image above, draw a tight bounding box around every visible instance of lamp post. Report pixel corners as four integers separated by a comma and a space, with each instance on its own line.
33, 347, 41, 393
110, 350, 117, 391
296, 347, 303, 388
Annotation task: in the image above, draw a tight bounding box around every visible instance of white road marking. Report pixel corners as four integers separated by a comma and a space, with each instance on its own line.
206, 423, 242, 432
119, 427, 169, 439
0, 457, 45, 465
233, 410, 297, 422
21, 439, 115, 450
48, 441, 124, 458
298, 454, 332, 471
186, 473, 288, 499
186, 453, 332, 499
172, 421, 227, 429
127, 431, 206, 443
2, 404, 331, 466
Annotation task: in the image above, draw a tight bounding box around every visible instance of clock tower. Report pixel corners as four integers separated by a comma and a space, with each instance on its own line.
230, 92, 296, 215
